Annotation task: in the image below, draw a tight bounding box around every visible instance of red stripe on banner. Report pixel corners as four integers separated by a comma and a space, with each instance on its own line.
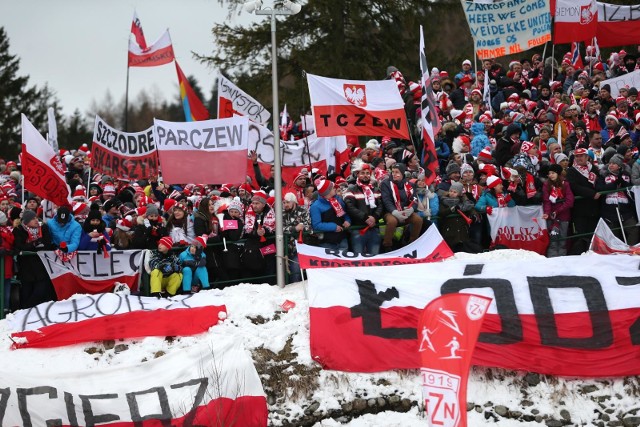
310, 306, 640, 377
554, 22, 597, 44
246, 159, 328, 191
128, 44, 175, 67
218, 96, 236, 119
157, 149, 247, 185
56, 395, 267, 427
22, 149, 71, 208
493, 230, 550, 255
298, 241, 453, 269
596, 21, 640, 48
11, 305, 227, 349
312, 105, 409, 139
51, 272, 139, 300
91, 144, 159, 181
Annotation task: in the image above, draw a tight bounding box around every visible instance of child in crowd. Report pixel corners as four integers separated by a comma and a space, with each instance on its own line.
148, 236, 182, 298
179, 235, 210, 293
543, 164, 574, 257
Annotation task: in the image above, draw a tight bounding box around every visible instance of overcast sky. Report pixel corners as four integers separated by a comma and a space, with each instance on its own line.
2, 0, 257, 116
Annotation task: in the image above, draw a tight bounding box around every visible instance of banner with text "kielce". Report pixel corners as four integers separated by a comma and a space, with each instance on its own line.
308, 253, 640, 377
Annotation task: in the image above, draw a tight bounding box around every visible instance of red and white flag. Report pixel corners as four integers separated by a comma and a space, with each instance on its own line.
9, 292, 227, 349
1, 335, 268, 426
37, 249, 143, 299
153, 116, 249, 184
554, 0, 597, 44
130, 11, 147, 50
419, 25, 442, 186
596, 2, 640, 48
296, 224, 453, 269
590, 217, 640, 254
217, 74, 270, 124
570, 42, 585, 69
307, 73, 410, 139
128, 29, 175, 67
419, 294, 491, 427
487, 205, 549, 254
308, 254, 640, 377
21, 114, 72, 208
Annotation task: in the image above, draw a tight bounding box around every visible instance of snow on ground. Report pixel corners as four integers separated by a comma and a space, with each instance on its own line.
1, 249, 638, 426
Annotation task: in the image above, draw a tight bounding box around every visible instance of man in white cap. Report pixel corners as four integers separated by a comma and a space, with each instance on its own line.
455, 59, 475, 84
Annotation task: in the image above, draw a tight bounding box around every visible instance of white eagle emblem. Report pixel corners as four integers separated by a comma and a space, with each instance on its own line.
343, 84, 367, 107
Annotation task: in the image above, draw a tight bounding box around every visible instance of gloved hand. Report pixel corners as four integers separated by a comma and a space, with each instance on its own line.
162, 264, 173, 275
183, 260, 196, 268
144, 219, 151, 228
403, 207, 414, 217
486, 206, 493, 215
391, 210, 404, 222
59, 242, 68, 253
450, 205, 458, 213
197, 257, 206, 267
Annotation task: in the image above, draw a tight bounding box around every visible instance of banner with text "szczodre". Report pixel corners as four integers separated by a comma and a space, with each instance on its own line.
461, 0, 552, 60
91, 115, 158, 180
153, 117, 249, 184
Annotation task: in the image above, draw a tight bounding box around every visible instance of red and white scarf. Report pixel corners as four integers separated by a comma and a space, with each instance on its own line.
573, 164, 596, 185
357, 178, 377, 208
497, 193, 512, 207
327, 197, 346, 217
22, 223, 42, 243
463, 183, 482, 201
549, 185, 564, 203
525, 174, 537, 199
391, 181, 414, 211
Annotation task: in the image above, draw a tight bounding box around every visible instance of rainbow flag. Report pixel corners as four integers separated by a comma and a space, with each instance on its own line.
175, 61, 209, 121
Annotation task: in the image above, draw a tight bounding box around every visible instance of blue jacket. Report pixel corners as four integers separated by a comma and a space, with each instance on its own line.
310, 196, 351, 232
78, 231, 111, 251
475, 190, 515, 213
179, 247, 207, 264
48, 216, 82, 252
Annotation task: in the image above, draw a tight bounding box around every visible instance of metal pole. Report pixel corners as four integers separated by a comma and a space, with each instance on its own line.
270, 12, 285, 288
124, 66, 130, 132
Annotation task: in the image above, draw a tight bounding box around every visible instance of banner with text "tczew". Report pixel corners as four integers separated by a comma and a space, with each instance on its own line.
307, 73, 410, 140
153, 116, 249, 184
91, 115, 159, 180
296, 224, 453, 269
0, 335, 268, 426
37, 250, 143, 300
218, 74, 271, 124
308, 253, 640, 377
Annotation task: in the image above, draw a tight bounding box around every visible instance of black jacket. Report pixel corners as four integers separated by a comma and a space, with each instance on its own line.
343, 182, 384, 226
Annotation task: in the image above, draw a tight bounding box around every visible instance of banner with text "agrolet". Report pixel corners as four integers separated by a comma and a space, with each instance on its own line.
308, 253, 640, 377
127, 29, 175, 67
37, 250, 143, 300
9, 292, 227, 349
307, 73, 410, 140
218, 75, 271, 124
91, 115, 159, 180
153, 117, 249, 184
296, 224, 453, 269
460, 0, 551, 60
554, 0, 597, 44
487, 205, 549, 255
21, 114, 72, 208
596, 2, 640, 48
0, 335, 268, 426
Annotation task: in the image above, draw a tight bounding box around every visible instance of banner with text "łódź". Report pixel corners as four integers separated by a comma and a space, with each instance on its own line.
0, 335, 268, 426
308, 253, 640, 377
91, 115, 158, 180
460, 0, 552, 60
153, 116, 249, 184
37, 250, 143, 300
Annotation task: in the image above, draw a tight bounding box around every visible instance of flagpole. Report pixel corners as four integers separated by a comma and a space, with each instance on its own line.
541, 41, 548, 66
124, 65, 130, 132
551, 43, 555, 82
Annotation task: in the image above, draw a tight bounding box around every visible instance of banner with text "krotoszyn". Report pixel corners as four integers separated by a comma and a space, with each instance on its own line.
218, 74, 271, 124
460, 0, 551, 60
153, 116, 249, 184
37, 249, 143, 300
0, 335, 268, 426
307, 73, 410, 140
91, 115, 158, 180
308, 253, 640, 377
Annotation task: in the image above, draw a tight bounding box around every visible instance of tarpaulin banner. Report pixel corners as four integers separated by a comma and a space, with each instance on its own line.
308, 253, 640, 377
218, 75, 271, 124
246, 122, 346, 188
554, 0, 597, 44
487, 205, 549, 254
21, 114, 72, 208
153, 116, 249, 184
36, 250, 143, 300
307, 73, 410, 139
596, 2, 640, 48
91, 115, 159, 180
127, 29, 175, 67
419, 294, 491, 427
296, 225, 453, 269
0, 335, 268, 426
460, 0, 552, 60
9, 292, 227, 349
590, 218, 640, 254
599, 70, 640, 98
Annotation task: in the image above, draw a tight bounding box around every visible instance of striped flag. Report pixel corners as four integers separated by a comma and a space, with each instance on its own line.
571, 42, 584, 69
128, 29, 174, 67
419, 25, 441, 186
130, 11, 147, 50
175, 61, 210, 121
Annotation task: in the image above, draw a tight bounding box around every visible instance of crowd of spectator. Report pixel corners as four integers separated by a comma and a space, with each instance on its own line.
1, 45, 640, 313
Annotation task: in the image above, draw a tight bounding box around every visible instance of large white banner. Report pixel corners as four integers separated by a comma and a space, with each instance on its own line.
217, 75, 271, 124
0, 335, 268, 426
153, 116, 249, 184
460, 0, 552, 59
600, 70, 640, 98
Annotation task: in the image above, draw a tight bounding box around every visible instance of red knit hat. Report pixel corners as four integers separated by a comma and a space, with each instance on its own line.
194, 235, 208, 248
486, 175, 502, 189
477, 147, 493, 162
520, 141, 535, 153
252, 190, 268, 204
158, 236, 173, 250
116, 216, 133, 231
163, 198, 177, 212
315, 178, 334, 197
